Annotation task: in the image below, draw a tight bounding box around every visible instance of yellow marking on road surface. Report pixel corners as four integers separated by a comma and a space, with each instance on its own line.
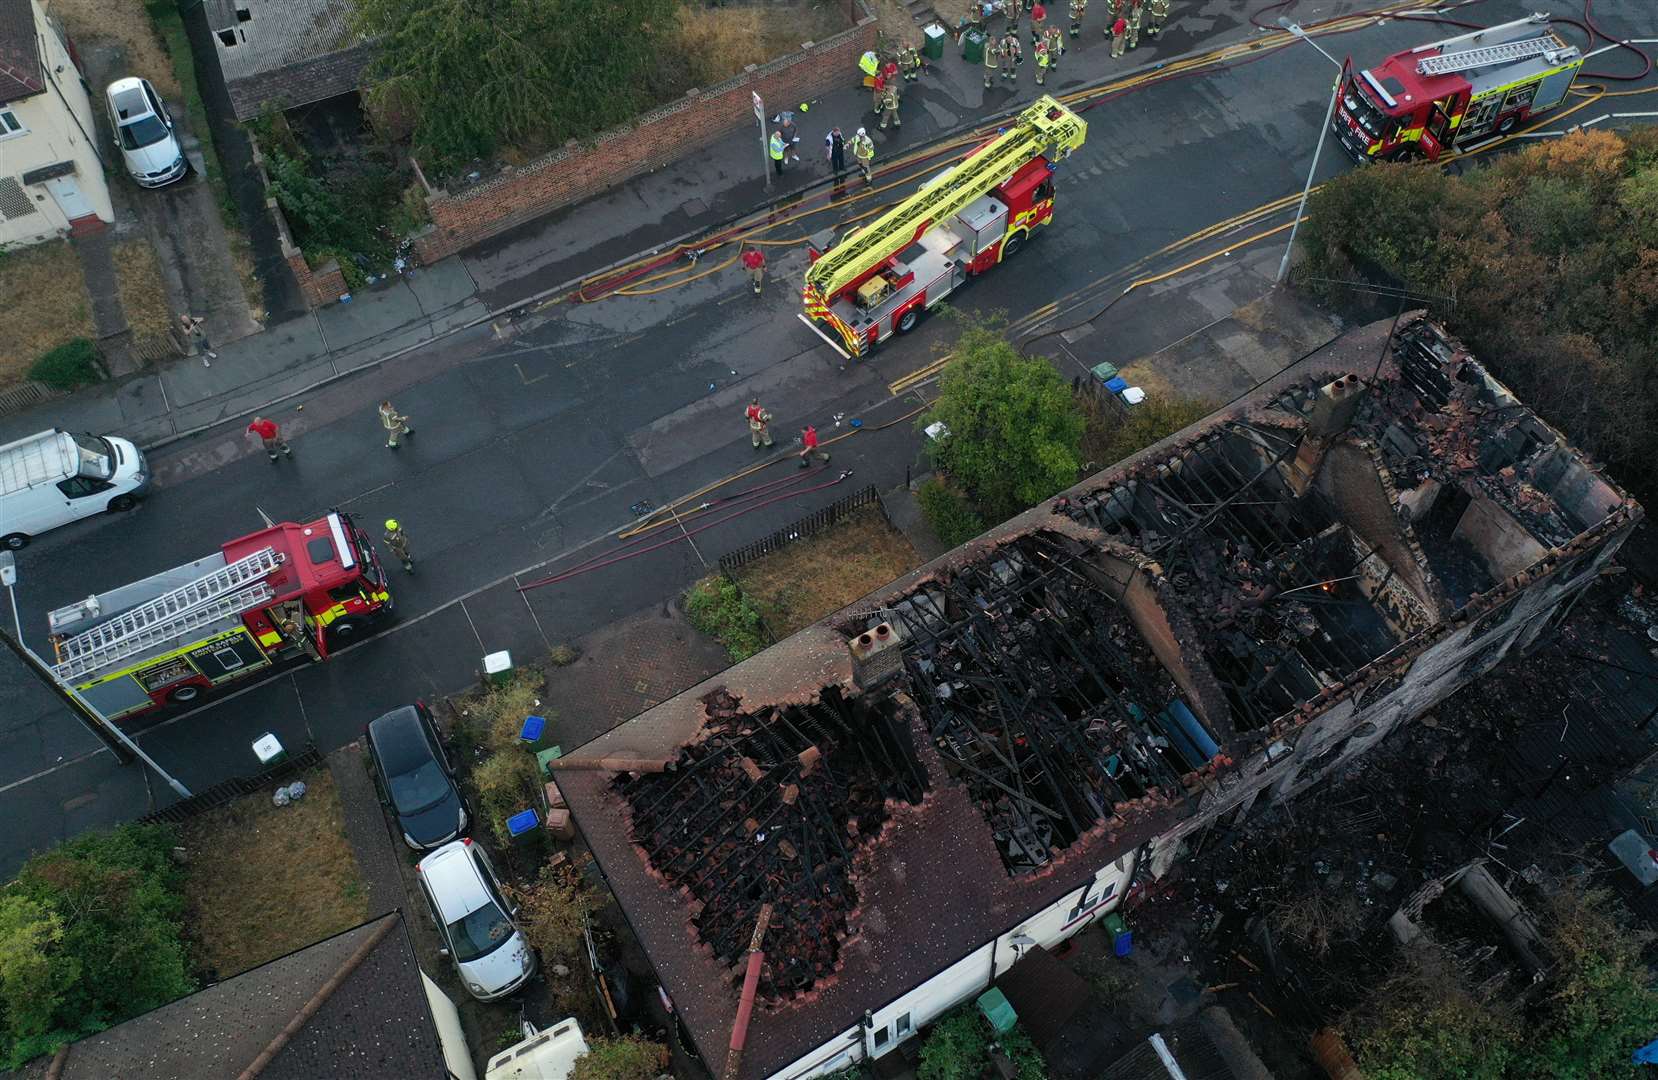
514, 362, 553, 385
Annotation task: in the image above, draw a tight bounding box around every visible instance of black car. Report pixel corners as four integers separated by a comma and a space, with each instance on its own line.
366, 702, 469, 850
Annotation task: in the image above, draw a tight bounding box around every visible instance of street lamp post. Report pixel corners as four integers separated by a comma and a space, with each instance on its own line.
0, 552, 191, 797
1276, 18, 1346, 285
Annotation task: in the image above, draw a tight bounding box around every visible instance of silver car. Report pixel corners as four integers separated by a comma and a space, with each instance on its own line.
416, 840, 537, 1000
105, 77, 186, 188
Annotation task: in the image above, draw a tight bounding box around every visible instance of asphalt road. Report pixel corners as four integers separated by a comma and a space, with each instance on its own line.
2, 0, 1652, 876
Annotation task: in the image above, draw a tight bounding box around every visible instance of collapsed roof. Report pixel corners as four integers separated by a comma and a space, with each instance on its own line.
557, 314, 1638, 1079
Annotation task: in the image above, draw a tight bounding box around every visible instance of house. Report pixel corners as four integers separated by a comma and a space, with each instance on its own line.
21, 912, 477, 1080
0, 0, 111, 246
553, 314, 1639, 1079
203, 0, 372, 121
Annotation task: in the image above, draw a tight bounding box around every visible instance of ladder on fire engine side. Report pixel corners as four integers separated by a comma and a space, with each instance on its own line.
1415, 36, 1557, 77
52, 547, 283, 676
803, 95, 1087, 306
52, 581, 279, 682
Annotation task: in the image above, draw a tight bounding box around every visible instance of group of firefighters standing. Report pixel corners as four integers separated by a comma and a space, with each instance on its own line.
980, 0, 1171, 86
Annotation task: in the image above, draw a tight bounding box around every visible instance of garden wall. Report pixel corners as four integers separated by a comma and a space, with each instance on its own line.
410, 3, 876, 265
250, 140, 348, 309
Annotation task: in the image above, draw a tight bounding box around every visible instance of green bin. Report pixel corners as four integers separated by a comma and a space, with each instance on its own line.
976, 987, 1017, 1034
923, 24, 947, 60
962, 28, 986, 64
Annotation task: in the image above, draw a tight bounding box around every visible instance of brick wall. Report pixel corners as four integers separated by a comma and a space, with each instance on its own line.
412, 5, 876, 264
250, 139, 348, 308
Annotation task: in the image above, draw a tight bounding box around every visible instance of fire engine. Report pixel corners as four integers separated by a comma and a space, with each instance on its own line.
801, 95, 1086, 358
45, 511, 392, 721
1333, 13, 1582, 163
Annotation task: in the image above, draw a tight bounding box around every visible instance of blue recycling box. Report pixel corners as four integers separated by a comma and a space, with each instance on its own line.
520, 714, 546, 742
507, 809, 540, 837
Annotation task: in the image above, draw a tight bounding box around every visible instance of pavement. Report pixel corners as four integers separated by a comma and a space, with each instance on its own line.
0, 0, 1651, 878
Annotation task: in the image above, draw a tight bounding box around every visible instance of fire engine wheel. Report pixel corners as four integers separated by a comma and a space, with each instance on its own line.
328, 618, 366, 648
1, 533, 28, 551
1000, 232, 1026, 261
896, 307, 920, 334
1497, 115, 1519, 135
167, 684, 204, 704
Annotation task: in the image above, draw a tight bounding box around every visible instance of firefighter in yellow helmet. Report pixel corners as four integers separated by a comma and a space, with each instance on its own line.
383, 519, 414, 574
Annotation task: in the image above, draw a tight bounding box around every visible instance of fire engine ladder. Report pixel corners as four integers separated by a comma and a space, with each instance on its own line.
1415, 36, 1556, 76
803, 95, 1087, 304
52, 547, 283, 681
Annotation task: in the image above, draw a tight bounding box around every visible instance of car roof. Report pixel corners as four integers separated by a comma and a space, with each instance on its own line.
368, 705, 433, 770
107, 79, 154, 121
417, 842, 492, 918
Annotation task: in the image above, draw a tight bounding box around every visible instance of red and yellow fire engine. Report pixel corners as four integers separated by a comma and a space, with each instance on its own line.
1333, 14, 1583, 163
46, 511, 392, 720
801, 95, 1086, 358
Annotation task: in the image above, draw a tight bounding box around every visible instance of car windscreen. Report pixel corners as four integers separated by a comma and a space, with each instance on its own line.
72, 434, 114, 480
447, 899, 515, 963
119, 116, 169, 150
387, 759, 450, 814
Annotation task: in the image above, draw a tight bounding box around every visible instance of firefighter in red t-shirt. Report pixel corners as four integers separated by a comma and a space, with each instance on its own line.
745, 398, 773, 448
742, 247, 766, 295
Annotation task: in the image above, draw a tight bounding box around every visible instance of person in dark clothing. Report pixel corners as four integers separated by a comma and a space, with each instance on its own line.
825, 126, 846, 175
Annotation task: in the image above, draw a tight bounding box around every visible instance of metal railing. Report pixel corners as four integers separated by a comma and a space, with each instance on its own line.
717, 484, 889, 572
140, 742, 322, 824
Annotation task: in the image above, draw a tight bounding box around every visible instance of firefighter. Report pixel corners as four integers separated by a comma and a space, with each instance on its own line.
746, 399, 774, 448
278, 604, 321, 661
1069, 0, 1086, 37
870, 71, 886, 114
1127, 0, 1143, 48
798, 425, 830, 468
878, 80, 901, 130
1034, 39, 1050, 84
1146, 0, 1169, 37
742, 247, 765, 295
858, 49, 879, 84
1000, 30, 1021, 79
1045, 24, 1064, 68
1109, 0, 1127, 17
983, 28, 1002, 88
1109, 13, 1127, 56
1029, 1, 1046, 44
378, 400, 412, 448
383, 519, 414, 574
246, 415, 290, 462
899, 41, 923, 81
769, 129, 786, 176
851, 127, 875, 183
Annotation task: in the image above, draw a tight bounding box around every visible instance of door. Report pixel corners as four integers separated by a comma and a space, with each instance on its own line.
55, 475, 115, 521
44, 176, 93, 220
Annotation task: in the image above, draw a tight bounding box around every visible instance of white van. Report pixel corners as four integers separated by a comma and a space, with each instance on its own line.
485, 1017, 591, 1080
0, 430, 150, 549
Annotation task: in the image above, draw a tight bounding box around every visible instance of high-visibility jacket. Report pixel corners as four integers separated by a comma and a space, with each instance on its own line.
851, 135, 875, 164
859, 50, 879, 77
769, 133, 785, 160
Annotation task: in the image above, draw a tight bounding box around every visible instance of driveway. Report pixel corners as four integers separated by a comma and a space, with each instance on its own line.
77, 37, 261, 352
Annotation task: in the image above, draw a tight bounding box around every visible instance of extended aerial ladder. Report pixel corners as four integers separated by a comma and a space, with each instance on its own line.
803, 95, 1086, 347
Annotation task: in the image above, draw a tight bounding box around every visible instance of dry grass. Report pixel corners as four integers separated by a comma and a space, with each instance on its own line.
736, 507, 920, 637
112, 239, 173, 339
178, 767, 370, 978
227, 228, 265, 322
676, 1, 855, 87
44, 0, 183, 99
0, 241, 95, 387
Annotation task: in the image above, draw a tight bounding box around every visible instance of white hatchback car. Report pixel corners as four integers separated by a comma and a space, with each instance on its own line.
105, 77, 186, 188
416, 840, 537, 1000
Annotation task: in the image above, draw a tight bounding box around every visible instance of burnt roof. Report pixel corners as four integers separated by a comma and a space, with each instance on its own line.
559, 314, 1637, 1079
0, 0, 44, 102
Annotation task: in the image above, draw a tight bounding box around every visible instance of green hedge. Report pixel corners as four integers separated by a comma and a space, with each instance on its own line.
915, 477, 986, 548
684, 576, 767, 661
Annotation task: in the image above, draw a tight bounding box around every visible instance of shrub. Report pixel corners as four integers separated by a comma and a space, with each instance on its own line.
920, 322, 1085, 525
28, 339, 103, 390
917, 1008, 988, 1080
915, 477, 986, 547
684, 576, 767, 661
0, 824, 193, 1069
569, 1035, 669, 1080
503, 863, 593, 969
461, 671, 547, 754
1081, 392, 1213, 468
472, 749, 541, 848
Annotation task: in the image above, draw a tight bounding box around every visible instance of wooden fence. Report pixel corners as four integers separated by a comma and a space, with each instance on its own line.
140, 742, 323, 824
717, 484, 888, 572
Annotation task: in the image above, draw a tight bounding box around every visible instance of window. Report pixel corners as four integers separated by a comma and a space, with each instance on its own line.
0, 108, 24, 140
872, 1026, 890, 1049
896, 1013, 912, 1037
56, 476, 113, 498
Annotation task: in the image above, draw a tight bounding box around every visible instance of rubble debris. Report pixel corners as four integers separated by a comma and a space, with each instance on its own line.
874, 532, 1192, 874
617, 686, 926, 999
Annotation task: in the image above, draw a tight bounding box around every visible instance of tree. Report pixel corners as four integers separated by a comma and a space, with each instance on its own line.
352, 0, 679, 178
1083, 393, 1213, 469
1529, 886, 1658, 1080
0, 824, 193, 1068
920, 324, 1085, 527
1350, 941, 1518, 1080
569, 1034, 668, 1080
